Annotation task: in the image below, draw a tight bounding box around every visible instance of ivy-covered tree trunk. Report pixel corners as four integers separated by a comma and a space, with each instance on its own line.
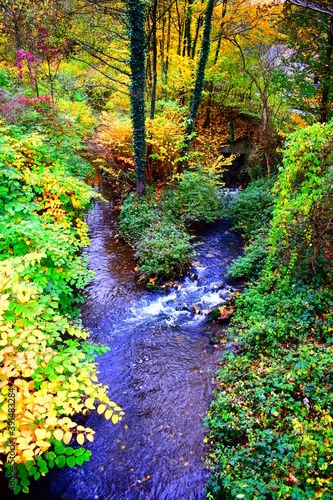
178, 0, 215, 172
320, 10, 333, 123
129, 0, 146, 194
150, 0, 158, 119
203, 0, 228, 128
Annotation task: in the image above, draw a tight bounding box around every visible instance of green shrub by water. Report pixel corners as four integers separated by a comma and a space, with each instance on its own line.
119, 167, 222, 279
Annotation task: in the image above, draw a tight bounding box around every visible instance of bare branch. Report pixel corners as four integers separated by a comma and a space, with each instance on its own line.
288, 0, 333, 17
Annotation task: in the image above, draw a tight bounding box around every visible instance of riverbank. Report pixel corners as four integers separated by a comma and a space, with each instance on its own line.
206, 123, 333, 499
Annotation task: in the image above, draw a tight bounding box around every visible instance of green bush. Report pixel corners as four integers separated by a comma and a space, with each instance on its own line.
227, 177, 276, 237
135, 220, 193, 278
165, 168, 222, 225
119, 167, 222, 278
207, 345, 333, 500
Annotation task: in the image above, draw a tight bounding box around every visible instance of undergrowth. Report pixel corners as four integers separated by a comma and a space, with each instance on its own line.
206, 121, 333, 500
119, 167, 222, 278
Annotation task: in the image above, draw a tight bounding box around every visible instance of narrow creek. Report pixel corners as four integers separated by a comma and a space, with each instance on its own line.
26, 173, 243, 500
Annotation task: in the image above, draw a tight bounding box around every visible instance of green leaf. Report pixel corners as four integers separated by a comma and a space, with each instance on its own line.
28, 466, 37, 476
74, 448, 85, 457
55, 455, 66, 468
75, 455, 84, 466
66, 456, 76, 468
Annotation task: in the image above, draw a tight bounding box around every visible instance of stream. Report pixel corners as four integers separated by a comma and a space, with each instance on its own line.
23, 173, 243, 500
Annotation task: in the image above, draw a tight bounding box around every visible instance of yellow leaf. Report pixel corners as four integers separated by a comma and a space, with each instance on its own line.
85, 398, 95, 410
112, 414, 119, 425
86, 434, 94, 443
63, 432, 72, 445
97, 404, 106, 415
53, 429, 64, 441
105, 410, 112, 421
35, 428, 46, 440
76, 434, 85, 446
46, 416, 57, 427
67, 421, 77, 429
184, 462, 189, 467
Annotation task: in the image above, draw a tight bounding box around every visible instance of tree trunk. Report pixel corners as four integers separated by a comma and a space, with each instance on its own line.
203, 0, 228, 128
213, 0, 227, 64
183, 0, 193, 57
320, 10, 333, 123
191, 14, 203, 59
129, 0, 146, 195
178, 0, 215, 173
262, 90, 271, 178
150, 0, 158, 119
161, 4, 166, 82
146, 15, 152, 92
165, 1, 172, 85
176, 0, 183, 55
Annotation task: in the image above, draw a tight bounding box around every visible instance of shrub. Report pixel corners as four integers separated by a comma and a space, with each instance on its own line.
165, 168, 222, 225
268, 122, 333, 280
226, 177, 275, 279
135, 220, 193, 278
207, 345, 333, 500
93, 103, 186, 181
226, 177, 276, 237
119, 167, 222, 279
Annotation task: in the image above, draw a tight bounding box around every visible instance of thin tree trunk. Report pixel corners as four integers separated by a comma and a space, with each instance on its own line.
191, 14, 203, 58
320, 9, 333, 123
213, 0, 227, 64
161, 3, 166, 82
176, 0, 182, 55
178, 0, 215, 173
129, 0, 146, 194
262, 89, 271, 177
183, 0, 193, 57
165, 1, 172, 85
150, 0, 158, 119
146, 15, 152, 92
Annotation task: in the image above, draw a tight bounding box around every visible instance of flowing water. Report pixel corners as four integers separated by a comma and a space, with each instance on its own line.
20, 174, 243, 500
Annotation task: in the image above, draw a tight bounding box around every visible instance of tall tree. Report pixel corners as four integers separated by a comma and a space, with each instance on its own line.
129, 0, 146, 194
320, 7, 333, 122
178, 0, 215, 172
288, 0, 333, 17
150, 0, 158, 119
